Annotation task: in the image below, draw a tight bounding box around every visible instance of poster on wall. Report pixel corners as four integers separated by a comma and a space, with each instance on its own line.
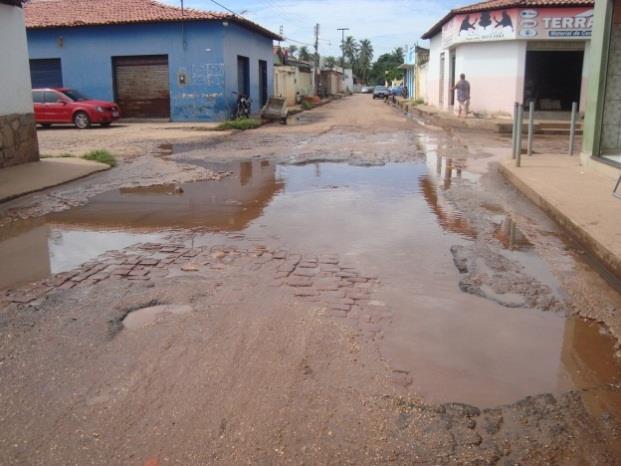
442, 7, 593, 46
442, 9, 518, 47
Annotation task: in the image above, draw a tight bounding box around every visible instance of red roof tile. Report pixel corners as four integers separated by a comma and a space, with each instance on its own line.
24, 0, 281, 39
421, 0, 594, 39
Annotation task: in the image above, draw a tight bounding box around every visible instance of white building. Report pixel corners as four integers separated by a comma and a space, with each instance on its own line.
422, 0, 594, 117
0, 0, 39, 168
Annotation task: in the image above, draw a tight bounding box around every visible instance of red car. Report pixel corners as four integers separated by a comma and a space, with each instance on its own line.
32, 88, 120, 129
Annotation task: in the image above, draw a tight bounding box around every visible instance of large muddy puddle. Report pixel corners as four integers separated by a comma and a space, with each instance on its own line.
1, 156, 620, 409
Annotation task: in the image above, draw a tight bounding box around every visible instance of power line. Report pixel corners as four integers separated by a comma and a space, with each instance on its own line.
283, 37, 315, 47
206, 0, 238, 16
205, 0, 322, 52
255, 0, 299, 24
255, 0, 315, 31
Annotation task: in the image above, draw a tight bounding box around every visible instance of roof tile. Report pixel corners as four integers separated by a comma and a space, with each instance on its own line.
24, 0, 281, 39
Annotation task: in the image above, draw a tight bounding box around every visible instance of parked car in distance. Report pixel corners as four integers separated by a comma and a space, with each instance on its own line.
389, 86, 402, 96
32, 88, 120, 129
360, 85, 373, 94
372, 86, 390, 99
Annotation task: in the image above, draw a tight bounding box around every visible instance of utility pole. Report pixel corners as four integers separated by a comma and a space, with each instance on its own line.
337, 27, 349, 81
314, 24, 320, 96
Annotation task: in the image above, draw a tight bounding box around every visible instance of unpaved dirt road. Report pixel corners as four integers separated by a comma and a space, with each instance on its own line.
1, 95, 621, 465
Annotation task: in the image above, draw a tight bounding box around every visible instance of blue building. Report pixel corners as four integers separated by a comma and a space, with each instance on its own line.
24, 0, 280, 121
400, 46, 416, 100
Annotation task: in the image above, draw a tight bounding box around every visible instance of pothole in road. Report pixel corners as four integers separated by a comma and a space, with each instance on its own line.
493, 216, 534, 251
122, 304, 193, 330
1, 158, 620, 411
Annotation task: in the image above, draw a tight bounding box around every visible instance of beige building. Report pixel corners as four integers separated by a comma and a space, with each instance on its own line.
273, 47, 314, 105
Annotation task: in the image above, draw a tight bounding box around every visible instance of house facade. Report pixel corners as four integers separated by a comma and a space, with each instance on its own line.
415, 47, 430, 102
320, 69, 343, 97
273, 47, 315, 105
0, 0, 40, 168
400, 46, 416, 99
400, 45, 429, 100
422, 0, 594, 116
24, 0, 280, 122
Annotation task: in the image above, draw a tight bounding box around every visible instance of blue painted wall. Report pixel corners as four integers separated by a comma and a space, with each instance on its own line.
404, 46, 415, 99
27, 21, 274, 121
223, 22, 273, 115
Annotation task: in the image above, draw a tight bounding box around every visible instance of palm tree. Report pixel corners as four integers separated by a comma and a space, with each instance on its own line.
287, 45, 298, 58
341, 35, 359, 69
358, 39, 374, 83
392, 47, 405, 63
298, 46, 311, 62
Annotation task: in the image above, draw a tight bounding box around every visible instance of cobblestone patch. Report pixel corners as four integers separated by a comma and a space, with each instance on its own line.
0, 240, 391, 344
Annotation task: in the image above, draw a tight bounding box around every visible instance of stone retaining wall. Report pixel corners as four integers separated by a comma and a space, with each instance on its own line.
0, 113, 40, 168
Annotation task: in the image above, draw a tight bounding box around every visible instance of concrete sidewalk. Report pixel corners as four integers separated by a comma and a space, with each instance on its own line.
397, 99, 580, 135
498, 154, 621, 278
0, 158, 109, 203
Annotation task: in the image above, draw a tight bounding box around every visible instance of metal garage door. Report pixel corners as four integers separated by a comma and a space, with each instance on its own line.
29, 59, 63, 88
113, 55, 170, 118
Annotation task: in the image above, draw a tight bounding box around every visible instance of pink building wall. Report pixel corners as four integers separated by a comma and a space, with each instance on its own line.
454, 40, 526, 116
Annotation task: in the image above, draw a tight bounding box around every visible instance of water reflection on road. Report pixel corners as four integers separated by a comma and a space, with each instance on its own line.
0, 156, 619, 412
0, 159, 282, 289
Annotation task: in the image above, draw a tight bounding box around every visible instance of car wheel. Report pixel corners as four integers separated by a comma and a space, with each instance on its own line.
41, 123, 51, 128
73, 112, 91, 129
100, 122, 112, 127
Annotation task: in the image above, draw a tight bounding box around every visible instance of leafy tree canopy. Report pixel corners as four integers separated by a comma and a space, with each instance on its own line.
368, 48, 404, 85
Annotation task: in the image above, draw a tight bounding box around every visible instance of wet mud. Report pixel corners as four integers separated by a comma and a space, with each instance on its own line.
1, 95, 621, 463
2, 159, 619, 407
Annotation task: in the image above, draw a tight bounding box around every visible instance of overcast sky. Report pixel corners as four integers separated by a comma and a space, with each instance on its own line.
162, 0, 468, 57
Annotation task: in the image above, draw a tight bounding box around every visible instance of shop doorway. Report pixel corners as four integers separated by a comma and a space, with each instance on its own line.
524, 50, 583, 112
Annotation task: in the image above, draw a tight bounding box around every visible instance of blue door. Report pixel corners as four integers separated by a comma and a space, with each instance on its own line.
29, 59, 63, 88
237, 56, 250, 96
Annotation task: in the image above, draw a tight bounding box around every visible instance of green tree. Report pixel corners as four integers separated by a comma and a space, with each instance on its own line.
298, 46, 312, 62
357, 39, 374, 83
324, 56, 337, 69
393, 47, 405, 63
287, 45, 298, 58
341, 35, 359, 69
369, 48, 404, 85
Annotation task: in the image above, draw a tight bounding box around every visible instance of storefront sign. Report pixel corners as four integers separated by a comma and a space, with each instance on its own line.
442, 7, 593, 47
518, 8, 593, 39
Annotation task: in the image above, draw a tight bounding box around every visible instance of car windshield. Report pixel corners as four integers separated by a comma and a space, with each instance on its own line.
60, 89, 89, 101
375, 87, 388, 91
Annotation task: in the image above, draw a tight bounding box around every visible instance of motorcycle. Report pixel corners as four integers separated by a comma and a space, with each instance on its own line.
232, 92, 251, 119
